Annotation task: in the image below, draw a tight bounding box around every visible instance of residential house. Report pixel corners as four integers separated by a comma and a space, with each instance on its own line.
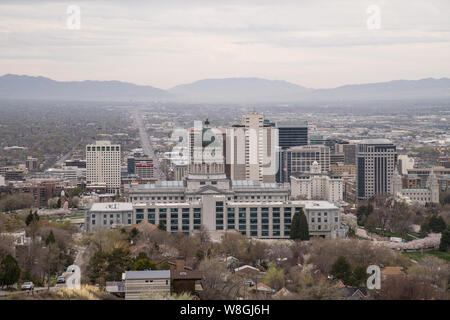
124, 270, 171, 300
169, 259, 203, 296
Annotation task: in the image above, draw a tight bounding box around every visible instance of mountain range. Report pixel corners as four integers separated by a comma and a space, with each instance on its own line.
1, 74, 449, 103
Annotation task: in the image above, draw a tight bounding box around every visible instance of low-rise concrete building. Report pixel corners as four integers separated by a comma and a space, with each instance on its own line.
86, 202, 133, 231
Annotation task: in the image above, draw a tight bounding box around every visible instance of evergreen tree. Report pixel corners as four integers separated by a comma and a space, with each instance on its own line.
25, 211, 34, 226
331, 256, 352, 285
45, 230, 56, 246
25, 211, 40, 226
0, 254, 21, 288
298, 209, 310, 240
349, 266, 367, 286
428, 215, 446, 233
439, 227, 450, 252
290, 209, 309, 240
290, 211, 301, 240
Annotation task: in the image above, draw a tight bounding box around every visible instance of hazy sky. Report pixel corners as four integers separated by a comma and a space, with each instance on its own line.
1, 0, 450, 89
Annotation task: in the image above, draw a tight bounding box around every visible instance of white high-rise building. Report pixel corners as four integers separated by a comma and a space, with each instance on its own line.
227, 112, 278, 183
357, 139, 397, 200
86, 141, 121, 192
397, 154, 415, 175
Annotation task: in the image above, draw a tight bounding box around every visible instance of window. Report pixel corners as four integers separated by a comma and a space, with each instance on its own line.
284, 208, 291, 220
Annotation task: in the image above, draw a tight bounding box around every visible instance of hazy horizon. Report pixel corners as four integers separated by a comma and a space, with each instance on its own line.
1, 0, 450, 89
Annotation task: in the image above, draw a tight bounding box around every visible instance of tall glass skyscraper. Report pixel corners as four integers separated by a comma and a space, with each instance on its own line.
275, 121, 308, 182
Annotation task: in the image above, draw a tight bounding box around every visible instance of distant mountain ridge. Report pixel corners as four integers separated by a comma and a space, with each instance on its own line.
1, 74, 449, 103
170, 77, 312, 103
0, 74, 169, 101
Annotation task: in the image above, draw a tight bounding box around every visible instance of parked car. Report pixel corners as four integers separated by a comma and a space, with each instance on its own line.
21, 282, 34, 290
57, 276, 66, 284
244, 280, 255, 287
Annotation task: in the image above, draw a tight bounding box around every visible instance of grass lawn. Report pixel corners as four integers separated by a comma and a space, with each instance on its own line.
403, 250, 450, 262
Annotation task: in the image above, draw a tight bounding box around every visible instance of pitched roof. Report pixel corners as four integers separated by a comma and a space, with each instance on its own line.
234, 265, 260, 273
272, 287, 292, 298
250, 282, 273, 292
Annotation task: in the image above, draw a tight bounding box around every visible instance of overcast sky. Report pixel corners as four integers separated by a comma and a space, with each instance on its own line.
1, 0, 450, 89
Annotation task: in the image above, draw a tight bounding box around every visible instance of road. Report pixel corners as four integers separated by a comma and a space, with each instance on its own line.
54, 137, 85, 168
132, 111, 166, 180
0, 285, 62, 298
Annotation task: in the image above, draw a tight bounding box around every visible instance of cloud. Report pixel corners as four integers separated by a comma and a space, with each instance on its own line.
0, 0, 449, 88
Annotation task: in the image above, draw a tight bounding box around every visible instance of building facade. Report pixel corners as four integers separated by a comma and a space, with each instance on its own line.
86, 202, 133, 231
343, 144, 357, 165
124, 270, 171, 300
26, 157, 38, 172
357, 139, 397, 200
227, 113, 278, 183
397, 155, 415, 175
290, 161, 343, 203
121, 173, 345, 239
275, 120, 308, 183
134, 157, 155, 180
330, 163, 356, 176
86, 141, 121, 192
392, 169, 440, 205
406, 167, 450, 188
282, 145, 330, 182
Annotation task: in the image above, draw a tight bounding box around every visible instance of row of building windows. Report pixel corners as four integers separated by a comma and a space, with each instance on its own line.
87, 146, 120, 151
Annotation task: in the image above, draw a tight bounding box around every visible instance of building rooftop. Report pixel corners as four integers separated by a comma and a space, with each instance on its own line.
381, 267, 405, 276
134, 202, 201, 207
125, 270, 170, 280
125, 181, 185, 190
276, 120, 308, 128
359, 139, 393, 145
227, 201, 304, 206
286, 145, 329, 151
90, 202, 133, 212
232, 180, 289, 189
302, 201, 339, 210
